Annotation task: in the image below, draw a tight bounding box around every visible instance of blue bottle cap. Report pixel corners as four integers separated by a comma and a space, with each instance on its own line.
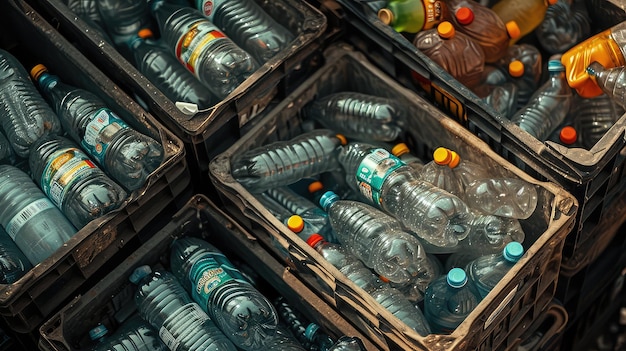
319, 191, 340, 211
129, 265, 152, 284
447, 267, 467, 288
503, 242, 524, 263
89, 324, 108, 341
547, 60, 565, 72
305, 323, 320, 340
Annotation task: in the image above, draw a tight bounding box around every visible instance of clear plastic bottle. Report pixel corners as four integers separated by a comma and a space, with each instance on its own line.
231, 130, 346, 193
0, 226, 32, 284
466, 241, 524, 298
31, 64, 164, 192
475, 82, 519, 118
419, 147, 464, 197
128, 28, 217, 110
446, 149, 491, 191
423, 267, 482, 333
67, 0, 102, 25
510, 59, 574, 141
319, 191, 433, 284
149, 0, 259, 99
0, 165, 76, 265
306, 234, 432, 336
497, 44, 544, 86
89, 314, 168, 351
170, 237, 279, 350
273, 296, 332, 351
97, 0, 154, 56
287, 214, 336, 245
536, 0, 591, 54
464, 178, 538, 219
0, 131, 14, 164
302, 92, 404, 142
377, 0, 447, 34
327, 337, 367, 351
571, 92, 625, 149
506, 60, 539, 111
265, 326, 307, 351
28, 135, 128, 229
387, 253, 443, 303
491, 0, 558, 45
0, 49, 61, 158
129, 265, 237, 351
413, 21, 485, 88
587, 62, 626, 110
390, 142, 424, 173
195, 0, 294, 64
337, 143, 473, 251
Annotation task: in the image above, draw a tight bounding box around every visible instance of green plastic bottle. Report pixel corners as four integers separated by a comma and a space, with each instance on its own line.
377, 0, 447, 34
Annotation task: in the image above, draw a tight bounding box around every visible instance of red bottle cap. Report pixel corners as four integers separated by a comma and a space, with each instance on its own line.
455, 7, 474, 25
559, 126, 577, 145
306, 233, 324, 247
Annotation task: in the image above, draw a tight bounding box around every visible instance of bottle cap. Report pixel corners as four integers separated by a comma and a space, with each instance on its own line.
503, 242, 524, 262
308, 181, 324, 194
319, 191, 340, 211
548, 59, 565, 72
137, 28, 154, 39
129, 265, 152, 284
505, 21, 521, 39
437, 22, 455, 39
391, 143, 410, 157
336, 134, 347, 145
377, 8, 394, 25
306, 233, 324, 247
508, 60, 525, 78
89, 324, 108, 341
305, 323, 320, 340
547, 0, 558, 5
448, 150, 461, 168
455, 7, 474, 25
559, 126, 577, 145
447, 267, 467, 288
379, 275, 390, 283
433, 147, 452, 165
287, 215, 305, 233
30, 64, 48, 81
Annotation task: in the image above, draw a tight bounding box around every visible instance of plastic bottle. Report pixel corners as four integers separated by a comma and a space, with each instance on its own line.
475, 82, 519, 118
327, 337, 367, 351
31, 64, 164, 192
67, 0, 102, 25
560, 21, 626, 98
536, 0, 591, 54
553, 125, 579, 146
274, 296, 333, 351
497, 44, 544, 87
307, 180, 327, 205
231, 130, 347, 193
128, 28, 217, 111
572, 92, 625, 149
319, 191, 433, 284
337, 143, 473, 251
587, 62, 626, 110
510, 59, 574, 141
423, 267, 482, 333
419, 147, 464, 197
385, 253, 442, 303
302, 92, 404, 142
0, 165, 76, 265
89, 314, 168, 351
466, 241, 524, 298
506, 60, 539, 111
464, 178, 538, 219
28, 135, 128, 229
130, 265, 237, 351
413, 21, 485, 89
0, 49, 61, 158
306, 234, 432, 336
149, 0, 259, 99
265, 326, 308, 351
390, 143, 424, 173
97, 0, 154, 56
491, 0, 558, 45
377, 0, 447, 34
0, 131, 14, 164
0, 226, 32, 284
443, 1, 520, 62
195, 0, 294, 64
445, 149, 491, 191
170, 237, 279, 350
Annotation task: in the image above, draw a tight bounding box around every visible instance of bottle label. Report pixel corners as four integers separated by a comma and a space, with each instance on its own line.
158, 326, 180, 351
5, 198, 55, 240
175, 20, 226, 74
423, 0, 446, 30
41, 148, 99, 208
159, 303, 209, 351
82, 108, 129, 165
199, 0, 217, 21
189, 255, 235, 308
355, 148, 405, 204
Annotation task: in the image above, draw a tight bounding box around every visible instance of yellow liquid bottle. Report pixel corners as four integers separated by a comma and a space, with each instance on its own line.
491, 0, 558, 44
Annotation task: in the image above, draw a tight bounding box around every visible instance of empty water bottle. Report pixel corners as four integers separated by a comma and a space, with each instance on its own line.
128, 29, 217, 110
327, 336, 367, 351
320, 191, 432, 284
445, 149, 491, 190
302, 92, 404, 142
97, 0, 154, 59
0, 165, 76, 265
536, 0, 591, 54
419, 147, 464, 197
337, 143, 473, 251
170, 237, 279, 350
0, 49, 61, 158
31, 64, 164, 192
466, 241, 524, 298
377, 0, 447, 33
0, 131, 14, 164
90, 314, 168, 351
231, 130, 346, 193
510, 59, 574, 141
387, 253, 444, 302
506, 60, 539, 110
476, 82, 519, 118
390, 143, 424, 173
587, 62, 626, 110
150, 0, 259, 99
67, 0, 102, 25
28, 135, 128, 229
464, 178, 538, 219
491, 0, 558, 44
571, 92, 625, 149
0, 226, 32, 284
497, 44, 544, 86
130, 265, 237, 351
423, 267, 481, 333
274, 296, 333, 351
265, 326, 307, 351
196, 0, 294, 63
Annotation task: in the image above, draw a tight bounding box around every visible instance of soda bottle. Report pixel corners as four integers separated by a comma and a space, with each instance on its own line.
587, 62, 626, 109
571, 92, 625, 149
536, 0, 591, 54
419, 147, 464, 197
0, 165, 76, 265
31, 64, 164, 192
149, 0, 259, 99
0, 226, 32, 284
377, 0, 447, 34
390, 142, 424, 173
466, 241, 524, 298
97, 0, 155, 58
491, 0, 558, 45
195, 0, 294, 64
464, 178, 538, 219
413, 21, 485, 88
89, 314, 168, 351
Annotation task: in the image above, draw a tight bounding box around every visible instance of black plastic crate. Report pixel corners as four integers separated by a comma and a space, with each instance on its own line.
0, 0, 191, 339
506, 300, 568, 351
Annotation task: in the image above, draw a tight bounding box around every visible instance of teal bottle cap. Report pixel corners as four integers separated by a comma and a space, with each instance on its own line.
305, 323, 320, 340
129, 265, 152, 284
89, 324, 108, 341
319, 191, 340, 211
447, 267, 467, 288
503, 242, 524, 263
547, 59, 565, 72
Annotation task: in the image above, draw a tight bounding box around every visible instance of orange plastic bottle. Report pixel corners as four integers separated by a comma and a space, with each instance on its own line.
491, 0, 558, 44
378, 0, 447, 34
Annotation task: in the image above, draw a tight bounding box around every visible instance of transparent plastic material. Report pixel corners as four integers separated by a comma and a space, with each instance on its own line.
302, 92, 404, 142
506, 60, 540, 110
150, 1, 258, 99
0, 131, 13, 164
67, 0, 102, 25
273, 297, 334, 350
536, 0, 591, 54
97, 0, 154, 53
32, 65, 164, 192
390, 143, 424, 173
466, 242, 524, 298
91, 314, 168, 351
491, 0, 556, 44
28, 135, 128, 229
327, 337, 367, 351
377, 0, 447, 34
0, 49, 61, 158
464, 178, 538, 219
476, 82, 518, 118
195, 0, 294, 63
419, 147, 463, 197
497, 44, 543, 85
0, 226, 32, 284
588, 62, 626, 110
0, 165, 76, 265
170, 237, 279, 350
264, 326, 307, 351
571, 93, 624, 149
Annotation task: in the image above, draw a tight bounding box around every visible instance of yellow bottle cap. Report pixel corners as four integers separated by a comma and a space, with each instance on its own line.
437, 21, 455, 39
508, 60, 525, 78
336, 134, 347, 145
308, 181, 324, 194
391, 143, 410, 157
448, 150, 461, 168
30, 64, 48, 81
455, 7, 474, 25
137, 28, 154, 39
559, 126, 577, 145
378, 8, 394, 25
433, 147, 452, 165
506, 21, 521, 39
287, 215, 305, 233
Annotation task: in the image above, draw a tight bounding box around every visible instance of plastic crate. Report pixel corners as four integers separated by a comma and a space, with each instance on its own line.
328, 0, 626, 276
0, 0, 191, 338
37, 194, 378, 351
30, 0, 328, 182
504, 300, 568, 351
209, 43, 578, 351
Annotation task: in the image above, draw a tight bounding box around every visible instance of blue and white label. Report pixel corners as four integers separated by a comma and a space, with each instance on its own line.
82, 108, 129, 165
355, 148, 405, 204
5, 198, 55, 240
189, 255, 234, 308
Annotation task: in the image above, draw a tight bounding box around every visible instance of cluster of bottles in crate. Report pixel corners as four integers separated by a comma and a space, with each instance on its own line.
0, 47, 164, 283
88, 236, 366, 351
229, 90, 538, 334
375, 0, 626, 149
66, 0, 294, 110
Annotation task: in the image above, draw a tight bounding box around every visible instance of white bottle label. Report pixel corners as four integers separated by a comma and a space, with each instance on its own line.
5, 198, 55, 240
158, 325, 180, 351
355, 148, 405, 204
82, 108, 128, 165
41, 148, 99, 207
175, 19, 226, 74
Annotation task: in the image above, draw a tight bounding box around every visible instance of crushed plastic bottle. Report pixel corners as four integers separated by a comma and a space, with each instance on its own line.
491, 0, 558, 45
377, 0, 447, 34
464, 178, 538, 219
536, 0, 591, 54
466, 241, 525, 298
0, 226, 32, 284
419, 147, 464, 197
90, 314, 168, 351
571, 92, 625, 149
587, 62, 626, 110
445, 149, 491, 190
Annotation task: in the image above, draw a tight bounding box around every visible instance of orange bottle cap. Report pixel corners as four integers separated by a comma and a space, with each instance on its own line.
508, 60, 525, 77
308, 181, 324, 194
547, 0, 558, 5
433, 147, 452, 165
437, 22, 455, 39
391, 143, 410, 157
137, 28, 154, 39
505, 21, 520, 39
336, 134, 347, 145
559, 126, 577, 145
30, 64, 48, 81
287, 215, 305, 233
378, 8, 394, 25
306, 233, 324, 247
379, 275, 390, 283
448, 150, 461, 168
455, 7, 474, 25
